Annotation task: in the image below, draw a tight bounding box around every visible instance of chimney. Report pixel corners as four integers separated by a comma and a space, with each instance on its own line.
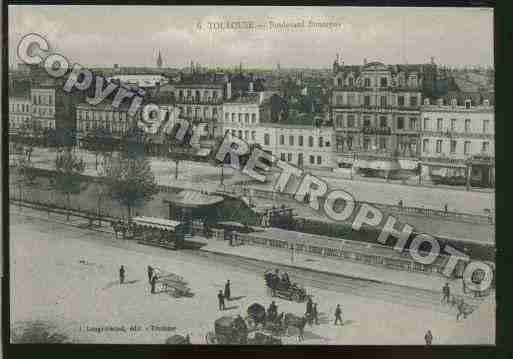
363, 58, 367, 65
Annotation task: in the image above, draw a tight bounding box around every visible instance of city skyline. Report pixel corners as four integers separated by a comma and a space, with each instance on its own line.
9, 6, 494, 69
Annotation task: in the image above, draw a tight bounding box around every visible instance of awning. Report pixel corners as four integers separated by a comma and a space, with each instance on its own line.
165, 189, 224, 208
132, 216, 182, 230
354, 159, 401, 171
398, 159, 419, 170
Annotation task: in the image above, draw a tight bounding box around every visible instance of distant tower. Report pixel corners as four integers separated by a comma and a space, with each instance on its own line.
157, 50, 163, 69
277, 61, 281, 72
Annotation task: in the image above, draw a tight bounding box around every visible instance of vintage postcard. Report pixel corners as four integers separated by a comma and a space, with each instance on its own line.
8, 5, 494, 345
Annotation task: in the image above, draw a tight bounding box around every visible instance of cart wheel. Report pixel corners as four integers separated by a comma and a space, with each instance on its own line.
206, 332, 216, 344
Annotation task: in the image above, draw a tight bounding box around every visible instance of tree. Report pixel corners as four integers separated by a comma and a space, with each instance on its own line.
100, 153, 159, 218
49, 149, 87, 221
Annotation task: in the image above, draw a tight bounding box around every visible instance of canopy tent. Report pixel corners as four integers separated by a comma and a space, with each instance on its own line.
354, 159, 401, 171
166, 189, 224, 208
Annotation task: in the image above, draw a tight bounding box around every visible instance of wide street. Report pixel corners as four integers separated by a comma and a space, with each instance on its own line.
10, 208, 492, 345
18, 147, 495, 216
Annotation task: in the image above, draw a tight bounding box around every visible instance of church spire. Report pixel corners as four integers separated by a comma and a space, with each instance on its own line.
157, 50, 163, 69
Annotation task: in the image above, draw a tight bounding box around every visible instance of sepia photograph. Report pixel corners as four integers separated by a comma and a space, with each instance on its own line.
7, 5, 495, 346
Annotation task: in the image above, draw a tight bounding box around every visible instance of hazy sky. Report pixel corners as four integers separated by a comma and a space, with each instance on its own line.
9, 6, 494, 69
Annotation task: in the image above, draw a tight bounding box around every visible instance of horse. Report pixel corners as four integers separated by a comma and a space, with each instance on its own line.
283, 313, 308, 340
111, 220, 127, 240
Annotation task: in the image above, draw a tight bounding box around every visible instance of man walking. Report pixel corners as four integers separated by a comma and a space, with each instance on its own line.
442, 283, 451, 304
218, 290, 225, 311
224, 280, 231, 301
334, 304, 343, 325
119, 265, 125, 284
306, 297, 313, 324
424, 330, 433, 345
312, 303, 319, 325
147, 266, 154, 284
150, 274, 157, 294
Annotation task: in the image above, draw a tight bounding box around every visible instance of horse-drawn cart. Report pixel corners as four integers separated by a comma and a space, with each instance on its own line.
205, 315, 282, 345
264, 271, 309, 302
153, 268, 192, 297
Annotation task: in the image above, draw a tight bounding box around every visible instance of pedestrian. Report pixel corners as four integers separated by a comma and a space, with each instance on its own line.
312, 303, 319, 325
297, 316, 307, 342
218, 290, 225, 311
147, 266, 154, 284
119, 265, 125, 284
224, 280, 231, 301
456, 299, 466, 321
306, 297, 313, 317
424, 330, 433, 345
150, 274, 157, 294
444, 204, 448, 213
441, 283, 451, 304
398, 200, 403, 208
334, 304, 343, 325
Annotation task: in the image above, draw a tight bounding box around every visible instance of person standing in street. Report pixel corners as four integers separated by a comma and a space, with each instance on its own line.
444, 204, 448, 213
306, 297, 313, 322
218, 290, 225, 310
147, 266, 154, 284
424, 330, 433, 345
442, 283, 451, 304
224, 280, 231, 301
334, 304, 343, 325
312, 303, 319, 325
119, 265, 125, 284
150, 274, 157, 294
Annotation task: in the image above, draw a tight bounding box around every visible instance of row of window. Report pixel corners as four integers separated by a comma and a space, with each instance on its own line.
177, 90, 219, 99
33, 107, 54, 117
335, 115, 418, 130
279, 152, 323, 165
335, 93, 419, 108
32, 94, 53, 106
10, 103, 30, 113
229, 129, 257, 141
270, 134, 331, 148
179, 106, 219, 117
336, 75, 418, 88
424, 118, 491, 133
422, 139, 490, 154
224, 112, 257, 124
78, 110, 128, 122
80, 120, 128, 133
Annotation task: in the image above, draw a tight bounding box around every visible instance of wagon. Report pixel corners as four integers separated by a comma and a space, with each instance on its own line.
153, 269, 192, 297
246, 303, 267, 329
264, 272, 308, 302
165, 334, 190, 345
247, 332, 282, 345
205, 316, 248, 345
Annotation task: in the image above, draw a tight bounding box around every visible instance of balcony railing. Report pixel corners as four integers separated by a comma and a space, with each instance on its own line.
362, 126, 392, 135
176, 97, 223, 105
422, 130, 494, 140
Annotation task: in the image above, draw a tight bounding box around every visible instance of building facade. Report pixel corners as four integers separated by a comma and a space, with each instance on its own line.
221, 93, 267, 144
30, 86, 56, 130
420, 98, 494, 187
9, 97, 31, 131
259, 124, 335, 170
330, 58, 435, 177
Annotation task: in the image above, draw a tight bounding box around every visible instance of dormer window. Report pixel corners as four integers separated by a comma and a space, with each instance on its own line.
437, 98, 444, 106
483, 99, 490, 106
423, 98, 430, 105
465, 99, 472, 109
451, 98, 457, 106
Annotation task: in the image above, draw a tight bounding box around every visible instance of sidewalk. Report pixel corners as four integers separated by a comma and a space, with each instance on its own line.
196, 237, 470, 296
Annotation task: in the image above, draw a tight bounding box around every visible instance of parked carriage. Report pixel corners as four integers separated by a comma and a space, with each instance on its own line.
205, 315, 282, 345
246, 303, 267, 329
264, 271, 309, 302
152, 268, 192, 297
165, 334, 191, 345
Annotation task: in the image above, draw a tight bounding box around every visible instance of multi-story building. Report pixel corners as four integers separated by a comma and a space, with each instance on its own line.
30, 86, 56, 130
221, 92, 270, 144
173, 73, 228, 138
330, 57, 438, 177
9, 96, 31, 131
259, 123, 334, 170
420, 96, 494, 187
75, 102, 142, 146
